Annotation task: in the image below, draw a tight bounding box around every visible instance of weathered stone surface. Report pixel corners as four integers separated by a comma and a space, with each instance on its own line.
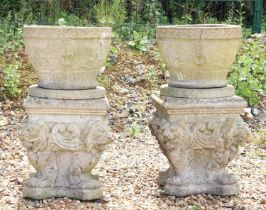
23, 96, 110, 115
21, 26, 112, 201
160, 84, 235, 98
20, 96, 111, 200
28, 85, 106, 100
157, 24, 241, 88
24, 26, 112, 90
149, 94, 250, 197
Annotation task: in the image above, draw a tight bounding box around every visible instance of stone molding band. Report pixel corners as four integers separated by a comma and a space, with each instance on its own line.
24, 26, 112, 39
160, 84, 235, 99
29, 85, 106, 100
25, 109, 107, 116
157, 25, 241, 39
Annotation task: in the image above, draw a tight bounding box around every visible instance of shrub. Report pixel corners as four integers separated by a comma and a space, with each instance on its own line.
1, 60, 21, 97
56, 13, 88, 26
0, 14, 23, 55
117, 22, 156, 41
128, 31, 148, 52
228, 36, 266, 106
94, 0, 126, 28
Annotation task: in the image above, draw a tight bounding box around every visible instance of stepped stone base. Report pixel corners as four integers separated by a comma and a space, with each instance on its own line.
158, 168, 239, 197
23, 186, 102, 200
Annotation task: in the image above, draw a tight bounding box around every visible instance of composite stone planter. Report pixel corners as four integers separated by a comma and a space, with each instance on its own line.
149, 24, 250, 197
157, 24, 241, 89
20, 26, 112, 200
24, 26, 111, 90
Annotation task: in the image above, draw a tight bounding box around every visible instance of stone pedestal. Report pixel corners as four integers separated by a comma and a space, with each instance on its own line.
149, 94, 250, 196
20, 26, 112, 200
20, 92, 111, 200
149, 24, 250, 197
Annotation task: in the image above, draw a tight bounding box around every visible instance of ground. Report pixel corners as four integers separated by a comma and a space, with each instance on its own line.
0, 44, 265, 210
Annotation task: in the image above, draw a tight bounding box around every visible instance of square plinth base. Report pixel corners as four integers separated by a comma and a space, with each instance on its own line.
21, 96, 112, 200
149, 93, 250, 197
22, 186, 103, 200
165, 183, 239, 197
158, 168, 239, 197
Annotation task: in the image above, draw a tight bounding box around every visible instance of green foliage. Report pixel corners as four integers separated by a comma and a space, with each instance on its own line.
0, 14, 23, 55
0, 14, 23, 99
171, 1, 245, 25
225, 1, 245, 25
141, 0, 161, 24
166, 0, 250, 28
0, 0, 260, 28
97, 74, 111, 88
110, 46, 119, 55
105, 46, 119, 68
128, 31, 148, 52
57, 18, 67, 26
0, 0, 261, 42
262, 15, 266, 32
145, 65, 159, 87
94, 0, 126, 28
117, 22, 156, 41
228, 37, 266, 106
0, 0, 264, 102
1, 60, 21, 97
56, 14, 88, 26
126, 121, 141, 138
191, 205, 201, 210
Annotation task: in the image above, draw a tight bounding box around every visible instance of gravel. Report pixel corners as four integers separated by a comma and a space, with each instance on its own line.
0, 45, 265, 209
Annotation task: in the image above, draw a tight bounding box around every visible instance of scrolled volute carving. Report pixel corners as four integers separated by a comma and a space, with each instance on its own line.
52, 123, 82, 151
20, 119, 112, 152
149, 114, 250, 170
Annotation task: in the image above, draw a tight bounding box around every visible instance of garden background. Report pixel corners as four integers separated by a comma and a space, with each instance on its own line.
0, 0, 265, 209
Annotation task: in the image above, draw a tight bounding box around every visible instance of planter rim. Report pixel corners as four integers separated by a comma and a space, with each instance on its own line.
157, 24, 240, 29
157, 24, 241, 39
24, 25, 112, 39
24, 25, 112, 30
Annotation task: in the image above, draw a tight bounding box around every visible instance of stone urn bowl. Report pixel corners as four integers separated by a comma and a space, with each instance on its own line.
24, 26, 112, 90
157, 24, 241, 88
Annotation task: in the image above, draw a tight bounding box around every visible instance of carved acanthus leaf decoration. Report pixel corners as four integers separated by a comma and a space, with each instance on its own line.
20, 119, 50, 152
149, 114, 250, 170
83, 120, 112, 152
